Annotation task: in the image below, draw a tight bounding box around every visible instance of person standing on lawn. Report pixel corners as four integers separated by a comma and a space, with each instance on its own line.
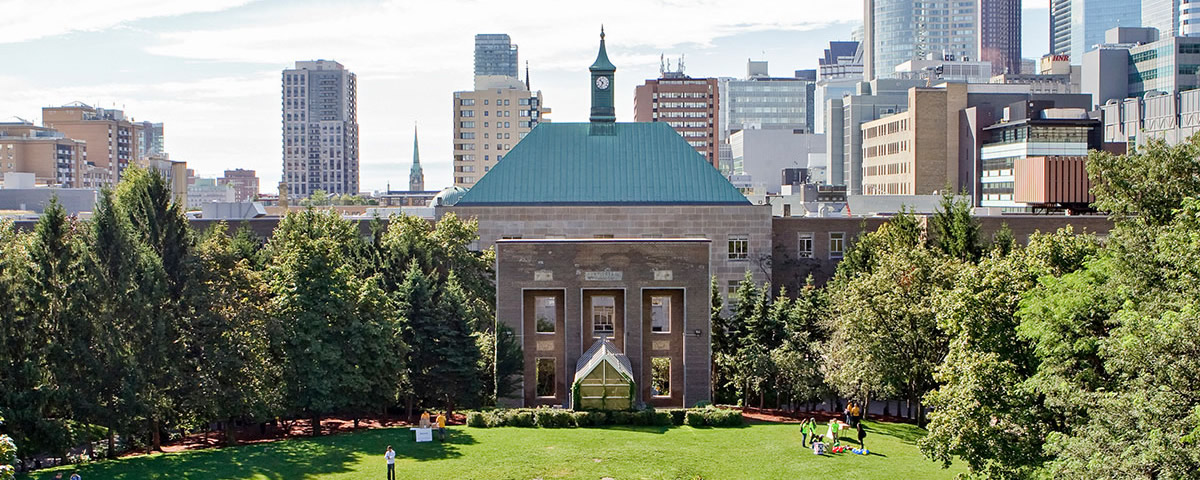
801, 417, 815, 447
857, 422, 867, 450
435, 412, 447, 441
385, 445, 396, 480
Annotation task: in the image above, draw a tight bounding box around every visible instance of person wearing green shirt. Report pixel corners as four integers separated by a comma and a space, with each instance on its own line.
829, 419, 841, 446
801, 417, 817, 447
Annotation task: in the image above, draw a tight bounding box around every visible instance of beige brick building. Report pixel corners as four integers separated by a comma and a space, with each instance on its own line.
42, 103, 141, 186
0, 123, 89, 187
452, 75, 549, 187
860, 83, 967, 195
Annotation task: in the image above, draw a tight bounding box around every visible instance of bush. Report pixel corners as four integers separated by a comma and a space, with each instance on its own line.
502, 410, 536, 428
466, 412, 489, 428
573, 410, 606, 427
611, 411, 637, 425
686, 410, 707, 427
652, 411, 672, 427
535, 408, 575, 428
701, 407, 743, 427
668, 409, 687, 426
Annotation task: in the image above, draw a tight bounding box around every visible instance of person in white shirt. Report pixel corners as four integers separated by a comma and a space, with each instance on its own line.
385, 445, 396, 480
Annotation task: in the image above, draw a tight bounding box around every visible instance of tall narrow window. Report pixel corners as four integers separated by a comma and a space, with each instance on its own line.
830, 232, 846, 259
651, 357, 671, 397
651, 296, 670, 333
536, 358, 555, 397
535, 296, 556, 333
592, 296, 615, 338
797, 232, 814, 258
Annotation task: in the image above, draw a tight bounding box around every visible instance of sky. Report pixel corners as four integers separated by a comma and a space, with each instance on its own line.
0, 0, 1051, 194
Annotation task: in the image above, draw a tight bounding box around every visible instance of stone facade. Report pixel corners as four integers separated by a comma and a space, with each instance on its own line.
495, 239, 712, 408
444, 204, 773, 303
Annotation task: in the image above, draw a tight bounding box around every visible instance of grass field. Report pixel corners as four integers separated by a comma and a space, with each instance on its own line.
25, 420, 965, 479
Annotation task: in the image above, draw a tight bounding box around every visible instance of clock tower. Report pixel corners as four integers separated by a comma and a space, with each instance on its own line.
589, 26, 616, 127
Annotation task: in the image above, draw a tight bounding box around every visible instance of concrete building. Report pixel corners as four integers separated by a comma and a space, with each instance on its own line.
0, 173, 98, 215
1083, 27, 1200, 106
452, 73, 550, 188
894, 56, 995, 83
281, 59, 359, 198
42, 102, 142, 185
474, 34, 519, 80
989, 54, 1081, 94
717, 60, 816, 144
634, 67, 720, 168
728, 129, 825, 194
1101, 88, 1200, 147
187, 177, 235, 210
863, 0, 979, 81
978, 101, 1101, 211
143, 154, 188, 205
815, 41, 864, 134
218, 168, 260, 201
1050, 0, 1142, 62
980, 0, 1023, 75
825, 78, 926, 191
138, 121, 164, 160
0, 122, 89, 187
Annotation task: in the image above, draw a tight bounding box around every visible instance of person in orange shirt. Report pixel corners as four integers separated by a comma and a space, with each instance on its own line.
419, 411, 431, 428
435, 412, 447, 441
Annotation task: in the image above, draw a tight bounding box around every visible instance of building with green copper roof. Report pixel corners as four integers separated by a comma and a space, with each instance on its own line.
455, 27, 748, 207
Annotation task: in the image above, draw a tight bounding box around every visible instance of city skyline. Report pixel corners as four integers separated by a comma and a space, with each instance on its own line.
0, 0, 1052, 194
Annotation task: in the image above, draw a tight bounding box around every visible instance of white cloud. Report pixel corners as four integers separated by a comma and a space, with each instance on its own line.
0, 0, 255, 43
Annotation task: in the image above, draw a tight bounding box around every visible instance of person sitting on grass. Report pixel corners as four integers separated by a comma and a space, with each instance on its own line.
435, 412, 447, 441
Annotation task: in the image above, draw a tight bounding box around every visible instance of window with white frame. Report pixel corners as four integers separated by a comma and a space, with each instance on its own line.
728, 235, 749, 260
535, 296, 556, 333
829, 232, 845, 259
650, 296, 670, 333
798, 232, 814, 258
592, 296, 615, 338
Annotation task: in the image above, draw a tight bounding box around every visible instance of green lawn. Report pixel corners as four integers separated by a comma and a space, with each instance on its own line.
25, 420, 964, 479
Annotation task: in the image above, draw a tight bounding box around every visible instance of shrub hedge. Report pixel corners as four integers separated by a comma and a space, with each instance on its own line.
466, 406, 741, 429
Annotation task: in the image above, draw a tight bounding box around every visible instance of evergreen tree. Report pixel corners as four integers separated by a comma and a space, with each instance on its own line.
428, 272, 482, 417
395, 260, 439, 416
931, 190, 981, 263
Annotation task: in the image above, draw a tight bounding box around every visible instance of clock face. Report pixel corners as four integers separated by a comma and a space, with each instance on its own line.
595, 76, 610, 90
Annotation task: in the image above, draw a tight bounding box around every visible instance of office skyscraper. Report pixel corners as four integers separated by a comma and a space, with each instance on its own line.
980, 0, 1022, 75
475, 34, 519, 79
1143, 0, 1200, 37
1051, 0, 1142, 61
864, 0, 978, 80
281, 60, 359, 198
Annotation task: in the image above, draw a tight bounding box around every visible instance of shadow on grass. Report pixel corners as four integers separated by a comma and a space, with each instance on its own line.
24, 427, 477, 480
864, 420, 926, 445
592, 425, 671, 435
399, 428, 478, 462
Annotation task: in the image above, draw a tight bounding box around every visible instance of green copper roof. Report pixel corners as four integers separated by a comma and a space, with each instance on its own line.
455, 122, 750, 206
589, 28, 616, 72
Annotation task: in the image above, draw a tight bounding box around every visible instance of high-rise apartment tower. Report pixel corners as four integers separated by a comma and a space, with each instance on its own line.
281, 60, 359, 198
475, 34, 519, 81
1051, 0, 1142, 61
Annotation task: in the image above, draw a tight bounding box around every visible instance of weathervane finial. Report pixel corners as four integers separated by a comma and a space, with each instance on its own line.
601, 25, 605, 40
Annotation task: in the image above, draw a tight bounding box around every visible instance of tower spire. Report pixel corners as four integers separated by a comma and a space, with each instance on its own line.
409, 123, 424, 191
589, 26, 617, 130
525, 61, 530, 90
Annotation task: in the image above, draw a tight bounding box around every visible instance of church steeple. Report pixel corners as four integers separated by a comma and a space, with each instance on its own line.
409, 124, 424, 191
589, 26, 616, 130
